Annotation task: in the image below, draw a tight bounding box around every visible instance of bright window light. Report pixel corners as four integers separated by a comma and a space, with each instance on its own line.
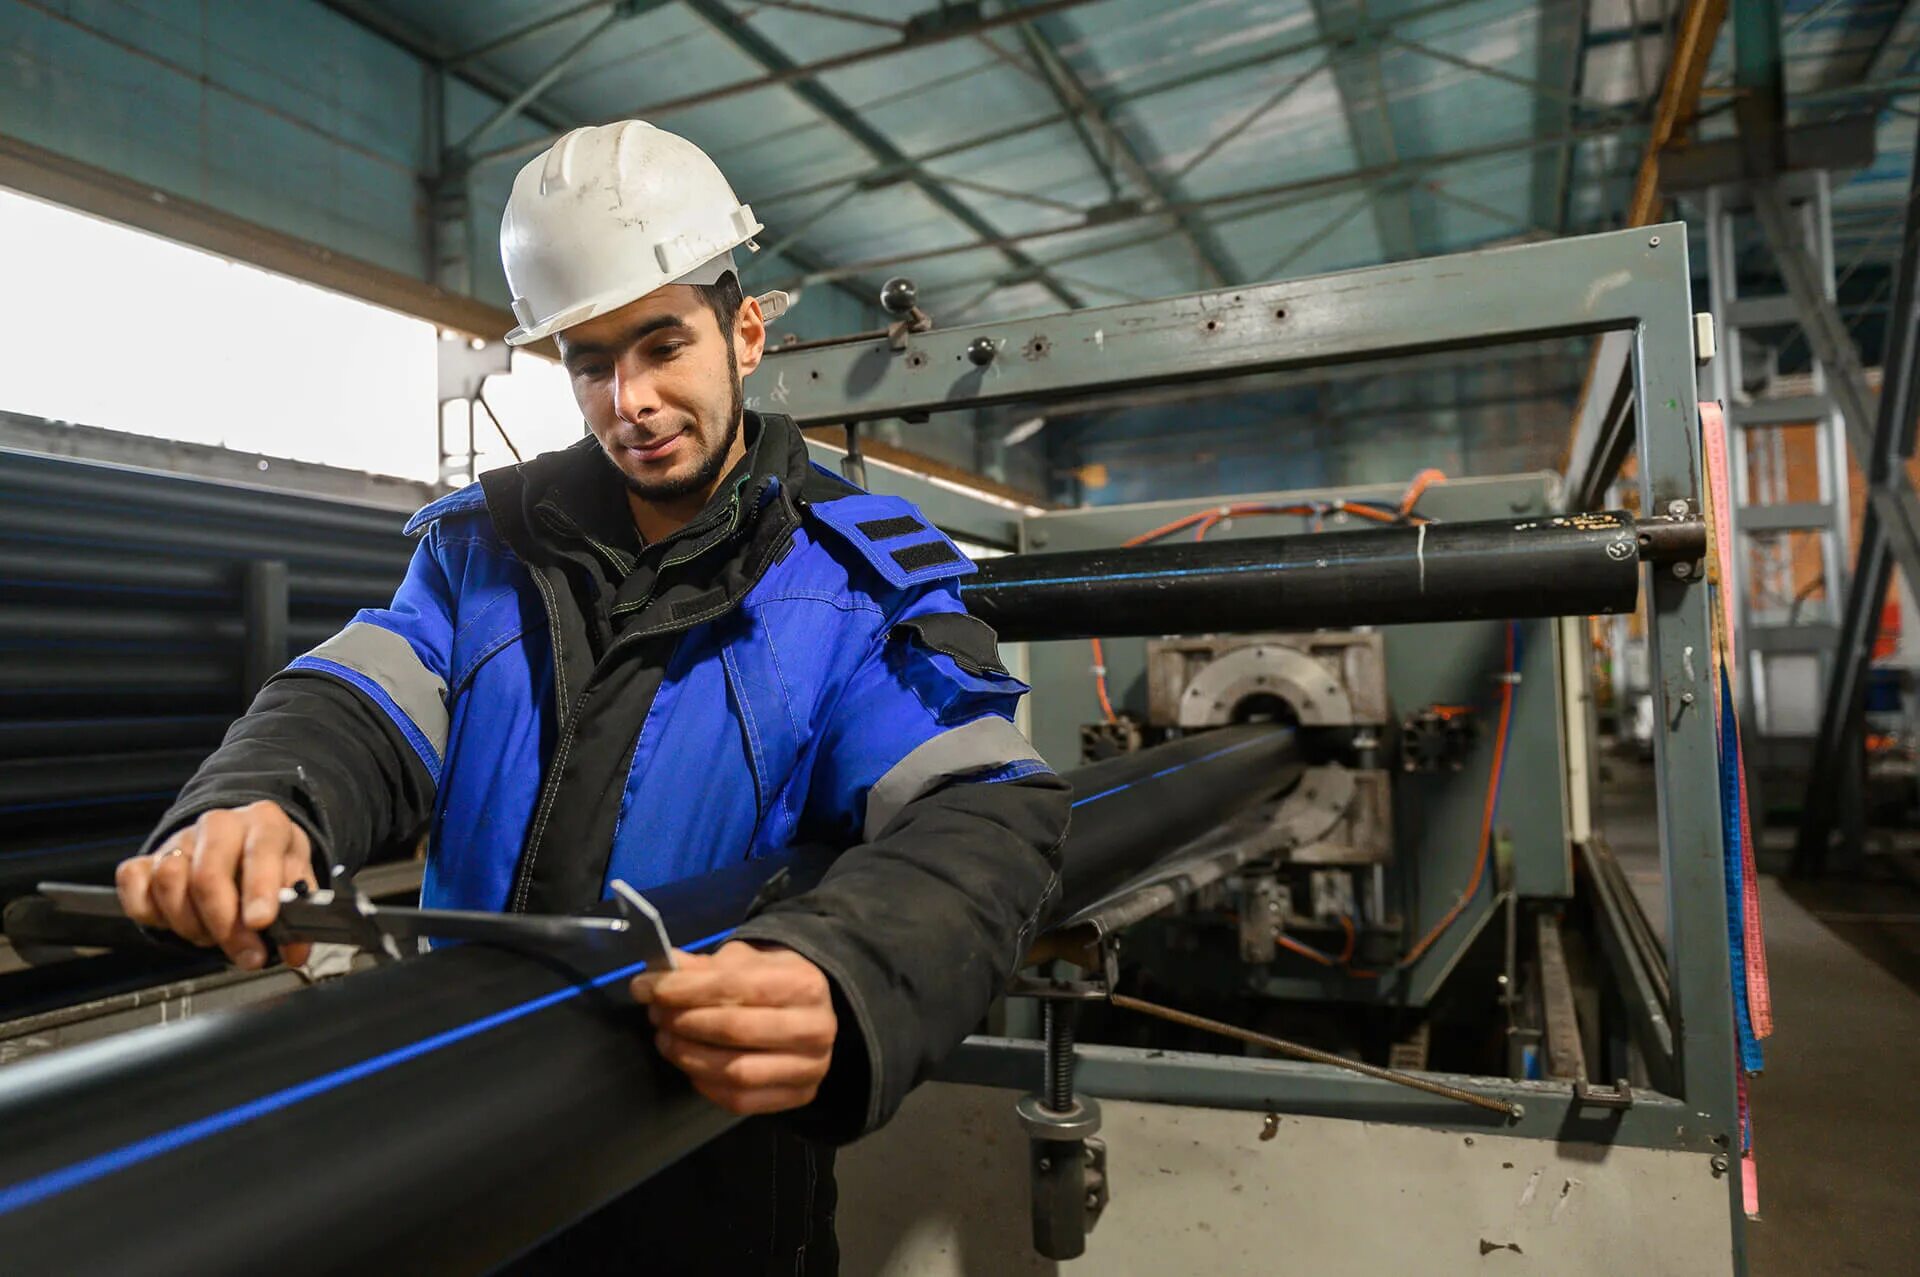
0, 187, 573, 486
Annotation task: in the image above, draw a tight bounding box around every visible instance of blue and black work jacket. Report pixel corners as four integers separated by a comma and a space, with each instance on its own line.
150, 411, 1070, 1153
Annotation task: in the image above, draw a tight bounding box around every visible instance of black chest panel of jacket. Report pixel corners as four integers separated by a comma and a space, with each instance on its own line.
477, 414, 856, 916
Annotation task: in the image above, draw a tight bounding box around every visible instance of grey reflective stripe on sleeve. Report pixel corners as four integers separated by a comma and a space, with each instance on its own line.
302, 622, 449, 761
863, 715, 1045, 841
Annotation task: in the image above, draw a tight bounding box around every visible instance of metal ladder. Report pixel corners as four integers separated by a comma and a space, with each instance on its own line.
1703, 172, 1854, 796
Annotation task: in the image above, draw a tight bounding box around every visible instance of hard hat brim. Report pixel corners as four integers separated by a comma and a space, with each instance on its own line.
503, 249, 767, 347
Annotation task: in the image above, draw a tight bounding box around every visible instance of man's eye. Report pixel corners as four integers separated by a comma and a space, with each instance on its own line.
572, 362, 611, 380
655, 341, 686, 359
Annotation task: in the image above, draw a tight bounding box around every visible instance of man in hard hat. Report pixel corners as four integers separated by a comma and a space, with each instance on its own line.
114, 121, 1069, 1272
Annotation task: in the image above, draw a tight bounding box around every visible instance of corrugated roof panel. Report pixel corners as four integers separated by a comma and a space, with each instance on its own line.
1027, 235, 1212, 300
1118, 61, 1362, 205
1582, 39, 1662, 108
1220, 194, 1389, 280
700, 107, 879, 198
784, 182, 971, 265
963, 278, 1060, 323
715, 0, 896, 65
1374, 13, 1550, 165
1411, 151, 1538, 248
532, 11, 765, 120
866, 247, 1028, 300
1046, 0, 1320, 94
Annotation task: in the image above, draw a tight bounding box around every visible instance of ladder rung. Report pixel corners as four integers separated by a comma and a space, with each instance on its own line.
1726, 295, 1801, 327
1747, 624, 1838, 652
1737, 502, 1838, 531
1730, 395, 1832, 426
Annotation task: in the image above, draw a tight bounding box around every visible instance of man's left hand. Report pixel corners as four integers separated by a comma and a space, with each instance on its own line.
630, 941, 837, 1115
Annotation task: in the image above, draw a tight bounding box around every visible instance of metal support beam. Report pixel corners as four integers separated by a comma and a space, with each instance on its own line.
468, 0, 1107, 170
1010, 15, 1239, 288
1308, 0, 1420, 262
1733, 0, 1786, 174
773, 124, 1648, 295
451, 3, 667, 157
1560, 0, 1725, 473
680, 0, 1083, 310
1798, 131, 1920, 872
448, 0, 614, 68
746, 0, 1494, 216
1552, 0, 1594, 235
1628, 0, 1728, 225
1867, 0, 1920, 84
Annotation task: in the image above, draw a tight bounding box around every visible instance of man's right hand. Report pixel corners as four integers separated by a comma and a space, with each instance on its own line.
114, 801, 317, 970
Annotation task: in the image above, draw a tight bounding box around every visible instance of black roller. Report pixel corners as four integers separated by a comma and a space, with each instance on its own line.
0, 729, 1297, 1275
962, 512, 1654, 642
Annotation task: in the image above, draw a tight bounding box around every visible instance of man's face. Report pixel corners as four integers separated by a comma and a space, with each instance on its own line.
556, 284, 766, 501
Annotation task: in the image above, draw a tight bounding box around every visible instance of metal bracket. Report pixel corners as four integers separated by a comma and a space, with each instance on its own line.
1007, 938, 1119, 1001
1573, 1078, 1635, 1110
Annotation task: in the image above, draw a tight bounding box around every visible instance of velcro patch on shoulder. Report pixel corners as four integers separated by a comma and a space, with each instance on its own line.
403, 483, 490, 536
894, 612, 1009, 676
804, 493, 977, 589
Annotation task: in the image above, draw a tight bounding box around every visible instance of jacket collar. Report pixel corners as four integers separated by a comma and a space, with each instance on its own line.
481, 409, 817, 573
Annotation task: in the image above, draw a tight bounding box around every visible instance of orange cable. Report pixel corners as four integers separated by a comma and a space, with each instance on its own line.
1276, 934, 1336, 966
1398, 468, 1448, 516
1395, 622, 1515, 967
1085, 493, 1433, 722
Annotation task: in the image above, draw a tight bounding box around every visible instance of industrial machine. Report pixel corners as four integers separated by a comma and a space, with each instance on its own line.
0, 223, 1747, 1274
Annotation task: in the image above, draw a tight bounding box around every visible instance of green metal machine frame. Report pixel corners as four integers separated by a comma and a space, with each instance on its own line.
754, 222, 1744, 1265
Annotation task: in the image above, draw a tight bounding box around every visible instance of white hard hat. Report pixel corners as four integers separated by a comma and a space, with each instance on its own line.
499, 120, 790, 346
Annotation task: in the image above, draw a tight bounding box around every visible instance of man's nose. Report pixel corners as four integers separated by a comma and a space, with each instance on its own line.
613, 362, 663, 424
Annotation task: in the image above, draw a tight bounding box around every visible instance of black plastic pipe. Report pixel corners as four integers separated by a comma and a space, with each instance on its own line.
1055, 723, 1301, 916
0, 727, 1297, 1275
961, 511, 1656, 641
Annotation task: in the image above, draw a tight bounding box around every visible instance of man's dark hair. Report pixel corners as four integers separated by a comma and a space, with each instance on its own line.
692, 271, 745, 339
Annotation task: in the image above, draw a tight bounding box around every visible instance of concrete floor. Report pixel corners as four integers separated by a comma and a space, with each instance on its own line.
1599, 763, 1920, 1275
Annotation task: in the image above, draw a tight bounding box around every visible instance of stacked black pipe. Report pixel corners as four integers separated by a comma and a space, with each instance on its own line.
0, 445, 412, 895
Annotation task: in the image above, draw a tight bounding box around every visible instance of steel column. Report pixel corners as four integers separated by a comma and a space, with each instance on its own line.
240, 561, 289, 706
1629, 231, 1747, 1269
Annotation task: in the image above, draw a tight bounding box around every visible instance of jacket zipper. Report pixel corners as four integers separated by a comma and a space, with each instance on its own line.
505, 478, 781, 912
506, 562, 578, 912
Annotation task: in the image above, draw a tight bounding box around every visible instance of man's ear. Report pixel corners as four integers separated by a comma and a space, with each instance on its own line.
734, 294, 768, 377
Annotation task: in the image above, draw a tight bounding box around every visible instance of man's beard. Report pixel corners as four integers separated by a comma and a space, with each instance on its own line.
618, 354, 744, 503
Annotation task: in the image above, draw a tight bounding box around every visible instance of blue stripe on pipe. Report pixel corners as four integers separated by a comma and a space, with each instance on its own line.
0, 792, 179, 816
0, 835, 143, 861
0, 926, 736, 1217
1070, 733, 1274, 810
0, 732, 1284, 1211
